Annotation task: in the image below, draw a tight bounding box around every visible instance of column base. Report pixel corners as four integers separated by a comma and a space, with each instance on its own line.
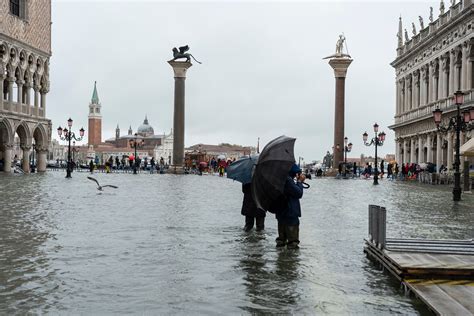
169, 165, 186, 175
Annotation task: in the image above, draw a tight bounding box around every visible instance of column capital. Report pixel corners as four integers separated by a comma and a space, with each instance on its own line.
168, 60, 193, 78
328, 57, 353, 78
16, 79, 25, 86
36, 146, 48, 153
20, 145, 31, 151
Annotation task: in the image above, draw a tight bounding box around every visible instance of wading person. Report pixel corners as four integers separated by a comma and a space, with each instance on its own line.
276, 164, 305, 249
241, 183, 265, 232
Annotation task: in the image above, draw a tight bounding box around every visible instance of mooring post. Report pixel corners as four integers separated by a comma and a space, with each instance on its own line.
378, 206, 386, 249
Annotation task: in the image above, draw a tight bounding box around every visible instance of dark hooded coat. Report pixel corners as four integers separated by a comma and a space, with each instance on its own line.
241, 183, 266, 218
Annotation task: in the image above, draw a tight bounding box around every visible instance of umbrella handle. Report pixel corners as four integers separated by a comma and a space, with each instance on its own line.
302, 182, 310, 189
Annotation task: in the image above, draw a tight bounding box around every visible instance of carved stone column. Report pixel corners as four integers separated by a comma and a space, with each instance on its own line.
417, 135, 423, 163
33, 85, 40, 116
396, 80, 400, 115
327, 57, 353, 169
0, 74, 4, 110
461, 43, 468, 90
407, 76, 413, 110
436, 133, 442, 173
447, 131, 453, 171
7, 76, 14, 110
400, 80, 405, 113
449, 50, 456, 95
168, 60, 193, 174
441, 55, 449, 99
413, 71, 420, 108
395, 138, 400, 164
37, 147, 48, 172
428, 62, 434, 103
426, 133, 433, 163
21, 145, 31, 173
421, 65, 428, 106
3, 144, 12, 172
403, 139, 409, 164
410, 138, 416, 163
16, 79, 24, 105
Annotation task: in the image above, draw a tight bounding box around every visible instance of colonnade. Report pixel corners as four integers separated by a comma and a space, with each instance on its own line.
396, 40, 473, 116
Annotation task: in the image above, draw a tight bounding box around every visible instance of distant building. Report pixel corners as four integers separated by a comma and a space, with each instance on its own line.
154, 129, 173, 165
186, 143, 256, 161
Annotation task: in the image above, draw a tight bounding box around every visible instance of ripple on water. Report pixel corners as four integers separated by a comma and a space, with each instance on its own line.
0, 172, 472, 314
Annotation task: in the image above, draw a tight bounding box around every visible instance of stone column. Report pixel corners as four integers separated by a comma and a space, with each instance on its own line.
407, 76, 412, 110
454, 65, 461, 91
40, 90, 46, 114
395, 80, 400, 115
328, 57, 353, 169
417, 135, 423, 163
395, 139, 400, 164
33, 85, 40, 116
168, 60, 193, 173
421, 66, 428, 106
413, 73, 420, 108
428, 63, 434, 103
427, 133, 433, 163
467, 58, 473, 90
0, 75, 4, 110
21, 145, 31, 173
449, 50, 455, 95
410, 138, 416, 163
461, 43, 468, 90
7, 76, 14, 110
37, 147, 48, 172
16, 79, 24, 105
400, 80, 405, 113
3, 145, 12, 172
403, 139, 408, 164
447, 131, 453, 171
436, 133, 442, 173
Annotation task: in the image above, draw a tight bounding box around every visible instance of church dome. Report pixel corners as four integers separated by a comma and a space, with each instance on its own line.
137, 116, 154, 136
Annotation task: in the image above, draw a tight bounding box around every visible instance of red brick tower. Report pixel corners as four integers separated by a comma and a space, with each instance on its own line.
88, 81, 102, 147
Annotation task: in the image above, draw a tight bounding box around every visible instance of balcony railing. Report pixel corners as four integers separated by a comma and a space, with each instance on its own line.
1, 99, 45, 118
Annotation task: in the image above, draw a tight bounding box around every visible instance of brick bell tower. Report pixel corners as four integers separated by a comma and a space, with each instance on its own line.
88, 81, 102, 147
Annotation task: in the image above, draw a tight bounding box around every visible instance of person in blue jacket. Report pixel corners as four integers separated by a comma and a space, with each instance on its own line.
276, 164, 305, 249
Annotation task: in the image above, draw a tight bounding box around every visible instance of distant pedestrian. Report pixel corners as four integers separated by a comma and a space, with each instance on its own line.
241, 183, 265, 232
150, 157, 155, 174
89, 160, 94, 173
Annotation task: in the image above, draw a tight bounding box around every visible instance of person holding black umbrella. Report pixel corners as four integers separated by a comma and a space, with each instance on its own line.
275, 164, 305, 249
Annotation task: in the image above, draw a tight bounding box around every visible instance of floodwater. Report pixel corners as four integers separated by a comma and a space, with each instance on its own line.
0, 171, 473, 314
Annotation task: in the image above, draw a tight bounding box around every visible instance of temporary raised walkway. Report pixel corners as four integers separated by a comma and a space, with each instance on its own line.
364, 205, 474, 315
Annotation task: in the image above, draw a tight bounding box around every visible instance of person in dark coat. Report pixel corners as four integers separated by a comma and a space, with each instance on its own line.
241, 183, 265, 231
89, 160, 94, 173
276, 164, 305, 249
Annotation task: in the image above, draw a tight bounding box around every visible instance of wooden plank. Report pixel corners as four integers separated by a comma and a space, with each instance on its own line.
406, 282, 473, 316
437, 284, 474, 313
386, 252, 474, 270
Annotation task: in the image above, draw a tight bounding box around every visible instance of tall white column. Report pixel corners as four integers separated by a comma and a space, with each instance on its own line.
449, 50, 455, 95
400, 81, 405, 113
420, 70, 426, 106
461, 44, 468, 90
410, 138, 416, 163
427, 133, 433, 163
454, 65, 461, 91
396, 80, 400, 115
447, 132, 453, 171
40, 91, 46, 115
37, 147, 48, 172
467, 58, 473, 90
21, 146, 31, 173
395, 139, 400, 164
16, 80, 24, 104
7, 76, 14, 110
33, 86, 39, 116
403, 139, 408, 164
428, 63, 434, 103
418, 135, 423, 163
436, 133, 442, 173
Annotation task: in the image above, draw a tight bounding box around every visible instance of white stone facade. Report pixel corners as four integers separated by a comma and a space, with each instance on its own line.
390, 1, 473, 172
154, 129, 173, 165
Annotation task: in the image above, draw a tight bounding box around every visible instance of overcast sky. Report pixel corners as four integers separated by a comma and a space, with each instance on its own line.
49, 0, 438, 162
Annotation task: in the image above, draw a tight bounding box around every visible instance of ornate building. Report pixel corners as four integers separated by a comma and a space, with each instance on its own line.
390, 0, 473, 171
0, 0, 52, 172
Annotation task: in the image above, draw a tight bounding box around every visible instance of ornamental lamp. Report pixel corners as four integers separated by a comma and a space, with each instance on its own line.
57, 126, 63, 136
433, 108, 443, 125
63, 128, 68, 135
348, 142, 353, 151
379, 131, 386, 142
79, 127, 85, 137
67, 118, 73, 128
373, 123, 379, 133
463, 109, 471, 123
344, 137, 348, 145
363, 132, 368, 143
454, 90, 464, 105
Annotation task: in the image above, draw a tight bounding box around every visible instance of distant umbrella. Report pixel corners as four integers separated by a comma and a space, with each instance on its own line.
251, 135, 296, 211
226, 155, 259, 184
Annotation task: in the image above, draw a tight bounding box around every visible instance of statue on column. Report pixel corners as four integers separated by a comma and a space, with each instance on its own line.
440, 0, 445, 15
323, 34, 351, 59
404, 29, 409, 42
171, 45, 202, 64
412, 23, 417, 36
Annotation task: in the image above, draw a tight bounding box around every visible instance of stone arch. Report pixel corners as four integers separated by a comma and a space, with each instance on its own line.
14, 121, 32, 146
0, 42, 9, 64
0, 117, 14, 145
32, 124, 47, 148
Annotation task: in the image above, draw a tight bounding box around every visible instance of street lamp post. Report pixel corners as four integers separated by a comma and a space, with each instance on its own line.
129, 133, 144, 175
433, 90, 473, 201
343, 137, 353, 178
57, 118, 85, 179
363, 123, 386, 185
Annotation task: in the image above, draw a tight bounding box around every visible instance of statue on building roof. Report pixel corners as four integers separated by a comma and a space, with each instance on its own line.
412, 22, 417, 36
440, 0, 445, 15
429, 7, 434, 22
419, 16, 424, 29
450, 0, 455, 7
404, 29, 409, 42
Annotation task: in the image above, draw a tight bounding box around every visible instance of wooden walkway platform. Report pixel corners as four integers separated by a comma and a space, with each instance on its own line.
364, 205, 474, 315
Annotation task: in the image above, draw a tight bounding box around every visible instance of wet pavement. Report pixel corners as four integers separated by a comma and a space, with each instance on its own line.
0, 172, 472, 314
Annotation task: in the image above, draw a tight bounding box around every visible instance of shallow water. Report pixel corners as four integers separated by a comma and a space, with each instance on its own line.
0, 172, 473, 314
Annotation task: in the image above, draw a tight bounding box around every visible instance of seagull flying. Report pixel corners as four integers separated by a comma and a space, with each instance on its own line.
87, 176, 118, 191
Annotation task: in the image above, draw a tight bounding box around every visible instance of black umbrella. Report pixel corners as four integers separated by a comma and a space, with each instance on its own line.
251, 135, 296, 211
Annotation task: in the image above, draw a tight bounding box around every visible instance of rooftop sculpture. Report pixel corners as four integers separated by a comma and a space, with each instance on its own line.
171, 45, 202, 64
323, 34, 351, 59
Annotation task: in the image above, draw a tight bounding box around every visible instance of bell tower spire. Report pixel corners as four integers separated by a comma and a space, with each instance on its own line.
88, 81, 102, 147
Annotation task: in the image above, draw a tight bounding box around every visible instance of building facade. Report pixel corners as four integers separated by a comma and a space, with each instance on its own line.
390, 0, 473, 172
0, 0, 52, 172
